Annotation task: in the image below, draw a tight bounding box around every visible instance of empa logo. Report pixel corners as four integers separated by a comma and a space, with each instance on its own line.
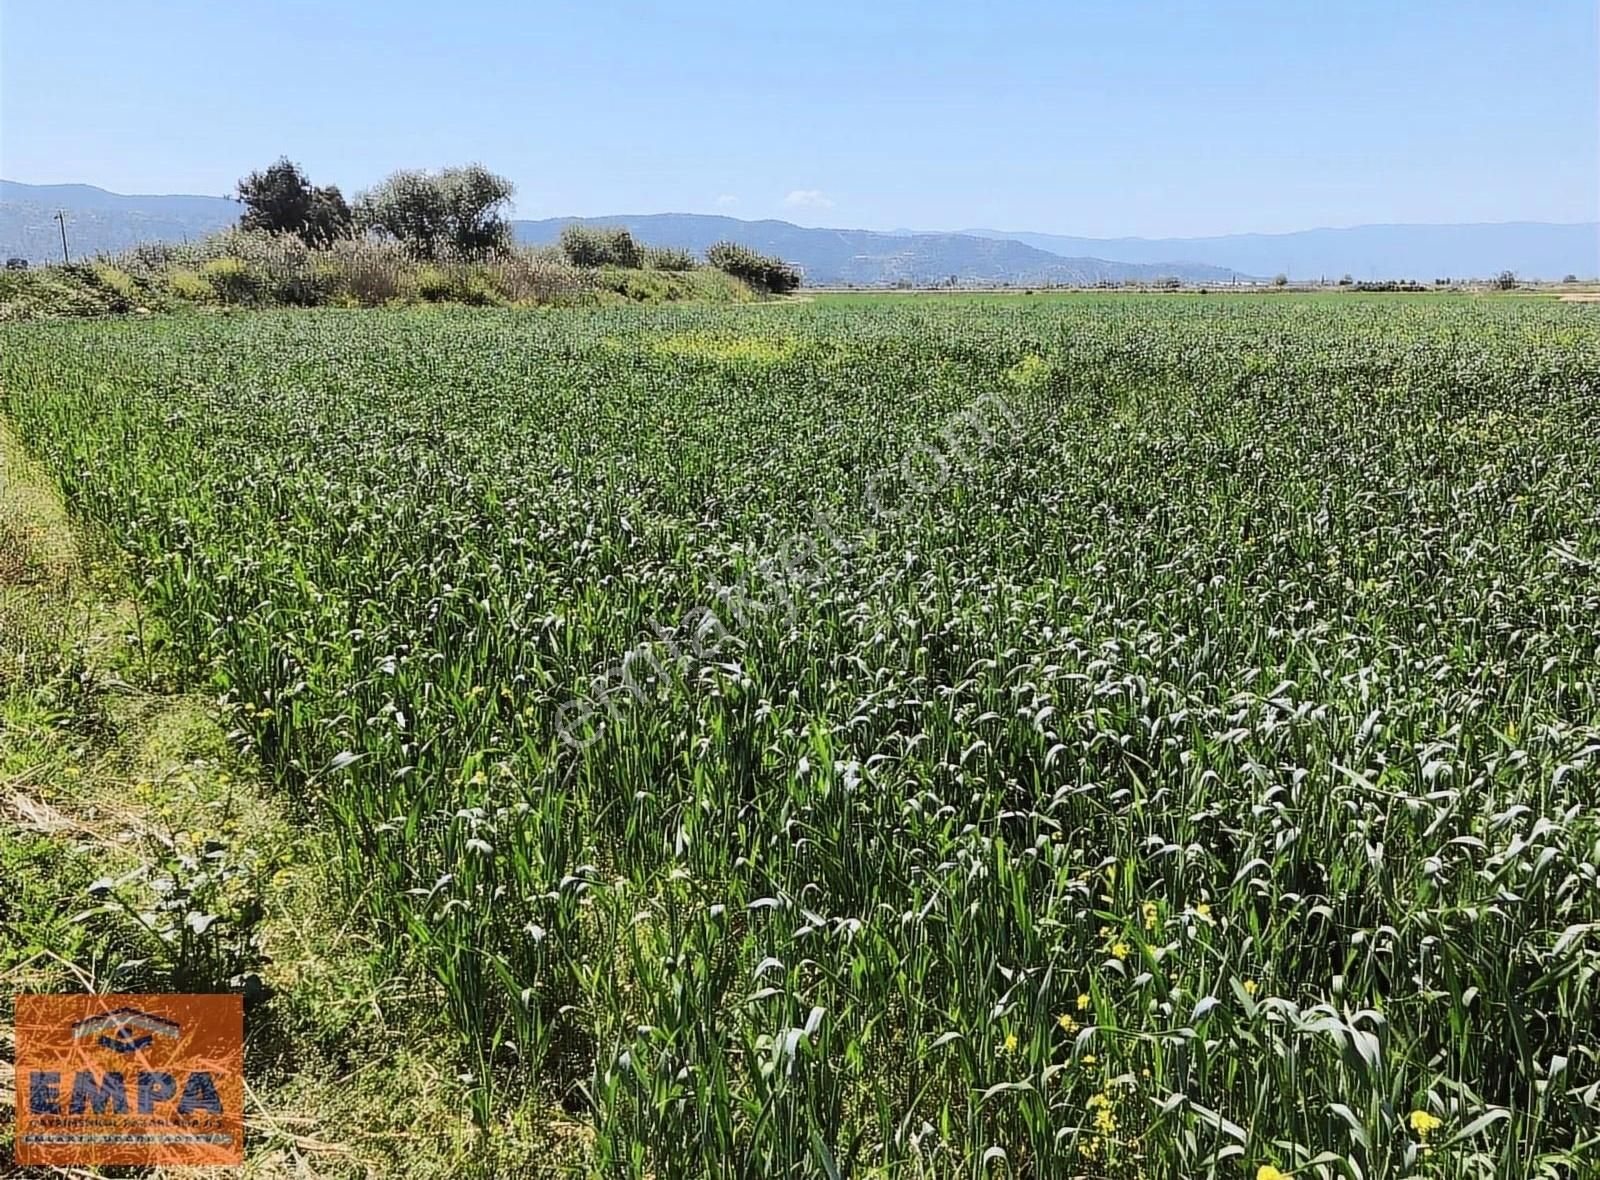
72, 1006, 182, 1054
14, 992, 244, 1166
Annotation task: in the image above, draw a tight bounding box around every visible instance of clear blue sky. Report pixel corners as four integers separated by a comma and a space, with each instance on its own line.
2, 0, 1594, 237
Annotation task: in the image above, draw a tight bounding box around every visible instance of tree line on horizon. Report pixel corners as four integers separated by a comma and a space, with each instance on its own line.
235, 157, 801, 293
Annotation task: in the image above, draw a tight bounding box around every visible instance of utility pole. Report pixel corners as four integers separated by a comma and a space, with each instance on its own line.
54, 210, 70, 264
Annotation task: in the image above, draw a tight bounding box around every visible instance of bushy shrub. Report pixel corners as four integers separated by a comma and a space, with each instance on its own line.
167, 269, 212, 302
603, 269, 674, 302
200, 257, 263, 305
643, 245, 698, 272
559, 224, 643, 269
89, 264, 140, 307
0, 267, 124, 319
705, 241, 801, 294
122, 230, 322, 304
593, 267, 753, 305
676, 268, 756, 303
557, 225, 596, 266
491, 250, 597, 305
414, 264, 455, 302
243, 233, 327, 305
315, 237, 413, 306
456, 267, 506, 307
404, 262, 514, 307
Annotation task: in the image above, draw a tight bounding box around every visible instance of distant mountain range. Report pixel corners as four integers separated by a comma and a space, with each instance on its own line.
0, 182, 1242, 285
4, 180, 1595, 283
2, 181, 238, 262
511, 214, 1243, 286
961, 223, 1600, 284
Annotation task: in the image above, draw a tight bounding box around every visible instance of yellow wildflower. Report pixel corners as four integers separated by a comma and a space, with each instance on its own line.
1408, 1109, 1442, 1137
1111, 941, 1130, 960
1256, 1167, 1291, 1180
1141, 900, 1158, 931
1088, 1092, 1117, 1134
1243, 979, 1259, 996
1002, 1032, 1018, 1054
1077, 993, 1091, 1010
1057, 1013, 1078, 1033
1195, 902, 1213, 922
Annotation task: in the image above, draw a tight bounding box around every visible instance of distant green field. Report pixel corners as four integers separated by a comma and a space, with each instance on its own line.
4, 295, 1599, 1177
806, 287, 1560, 307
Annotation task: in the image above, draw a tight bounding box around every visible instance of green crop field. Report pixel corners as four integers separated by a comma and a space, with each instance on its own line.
3, 294, 1599, 1177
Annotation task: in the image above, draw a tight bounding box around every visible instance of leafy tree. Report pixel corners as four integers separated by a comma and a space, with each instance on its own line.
1271, 273, 1289, 287
236, 158, 352, 246
355, 165, 514, 260
1493, 270, 1517, 290
705, 241, 801, 294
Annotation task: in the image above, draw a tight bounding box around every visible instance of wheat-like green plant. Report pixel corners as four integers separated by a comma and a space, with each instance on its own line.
4, 294, 1598, 1178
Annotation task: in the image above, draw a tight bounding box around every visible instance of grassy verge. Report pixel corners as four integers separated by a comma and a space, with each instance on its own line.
0, 422, 584, 1176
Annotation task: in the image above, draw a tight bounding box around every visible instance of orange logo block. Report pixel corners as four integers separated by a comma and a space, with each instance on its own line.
13, 993, 244, 1166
